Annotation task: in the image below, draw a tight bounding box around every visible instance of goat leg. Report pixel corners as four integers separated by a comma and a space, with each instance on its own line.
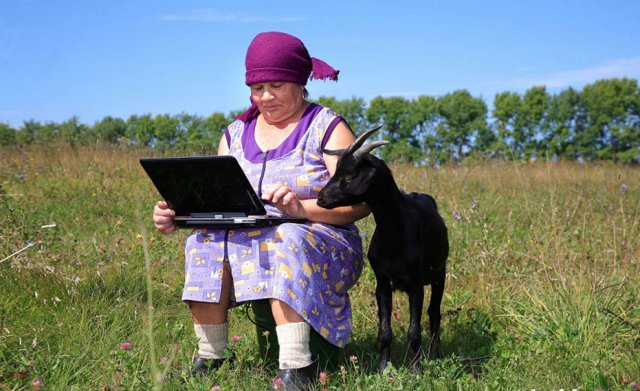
375, 275, 393, 373
407, 285, 424, 370
427, 275, 445, 358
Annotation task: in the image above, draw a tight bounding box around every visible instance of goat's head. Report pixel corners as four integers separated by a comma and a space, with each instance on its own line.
317, 126, 388, 209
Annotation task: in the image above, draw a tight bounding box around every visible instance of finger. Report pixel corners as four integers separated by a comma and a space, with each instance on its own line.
262, 182, 283, 200
282, 192, 295, 206
155, 205, 175, 216
163, 225, 177, 235
154, 215, 173, 225
157, 200, 169, 209
271, 186, 291, 204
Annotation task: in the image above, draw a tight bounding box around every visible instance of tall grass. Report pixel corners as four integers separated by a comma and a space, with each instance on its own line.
1, 144, 638, 390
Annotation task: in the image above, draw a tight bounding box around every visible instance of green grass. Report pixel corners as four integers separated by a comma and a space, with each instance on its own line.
1, 144, 639, 390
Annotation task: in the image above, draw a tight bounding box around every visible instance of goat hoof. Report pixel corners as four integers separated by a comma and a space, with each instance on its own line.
377, 360, 389, 374
410, 358, 423, 373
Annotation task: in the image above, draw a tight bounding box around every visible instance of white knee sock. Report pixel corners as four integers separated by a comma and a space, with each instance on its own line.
194, 323, 228, 359
276, 322, 312, 369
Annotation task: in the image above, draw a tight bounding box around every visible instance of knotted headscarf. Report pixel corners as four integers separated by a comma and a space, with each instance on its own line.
237, 31, 340, 122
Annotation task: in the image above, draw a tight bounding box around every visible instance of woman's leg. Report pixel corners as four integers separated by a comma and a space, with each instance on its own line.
190, 262, 233, 361
269, 299, 314, 370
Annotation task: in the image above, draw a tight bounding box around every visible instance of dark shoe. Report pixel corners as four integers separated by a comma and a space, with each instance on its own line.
180, 357, 227, 379
271, 355, 319, 390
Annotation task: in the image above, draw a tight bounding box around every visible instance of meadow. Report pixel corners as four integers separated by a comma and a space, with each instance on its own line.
1, 144, 638, 390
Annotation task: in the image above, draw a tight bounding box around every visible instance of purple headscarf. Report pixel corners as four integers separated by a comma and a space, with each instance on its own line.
237, 31, 339, 122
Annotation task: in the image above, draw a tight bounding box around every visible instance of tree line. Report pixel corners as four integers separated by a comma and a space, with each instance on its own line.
1, 78, 638, 163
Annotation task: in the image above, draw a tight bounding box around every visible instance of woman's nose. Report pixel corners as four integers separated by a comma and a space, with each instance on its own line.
261, 90, 274, 101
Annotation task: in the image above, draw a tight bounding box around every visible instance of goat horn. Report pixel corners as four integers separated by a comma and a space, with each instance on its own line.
348, 126, 383, 154
353, 140, 389, 159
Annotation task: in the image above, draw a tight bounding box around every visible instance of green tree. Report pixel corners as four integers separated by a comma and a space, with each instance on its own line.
315, 96, 367, 134
544, 87, 582, 160
517, 86, 549, 159
580, 78, 640, 162
15, 120, 43, 144
126, 114, 155, 147
433, 90, 488, 163
203, 112, 229, 152
0, 123, 16, 146
153, 114, 180, 151
92, 116, 127, 144
365, 96, 421, 161
492, 91, 521, 159
60, 116, 90, 145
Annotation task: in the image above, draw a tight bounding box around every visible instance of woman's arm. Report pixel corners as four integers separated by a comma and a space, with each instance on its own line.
262, 121, 371, 225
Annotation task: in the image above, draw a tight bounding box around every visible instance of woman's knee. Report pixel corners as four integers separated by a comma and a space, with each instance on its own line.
189, 301, 229, 324
269, 299, 305, 325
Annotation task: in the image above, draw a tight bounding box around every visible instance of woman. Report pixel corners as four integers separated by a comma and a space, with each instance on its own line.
153, 31, 369, 389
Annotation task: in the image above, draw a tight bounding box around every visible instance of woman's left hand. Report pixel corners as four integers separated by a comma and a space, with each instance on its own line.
262, 182, 307, 218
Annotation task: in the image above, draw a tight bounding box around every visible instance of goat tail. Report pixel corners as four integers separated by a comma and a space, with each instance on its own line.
427, 194, 438, 210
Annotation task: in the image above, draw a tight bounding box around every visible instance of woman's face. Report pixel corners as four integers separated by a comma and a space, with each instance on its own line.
249, 82, 305, 125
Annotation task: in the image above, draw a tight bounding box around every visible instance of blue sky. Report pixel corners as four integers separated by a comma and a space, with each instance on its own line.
1, 0, 639, 127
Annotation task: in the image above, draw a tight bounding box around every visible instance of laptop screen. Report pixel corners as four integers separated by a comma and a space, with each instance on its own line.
140, 156, 267, 216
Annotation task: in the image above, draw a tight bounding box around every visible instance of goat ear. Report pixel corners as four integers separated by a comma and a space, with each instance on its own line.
322, 148, 346, 156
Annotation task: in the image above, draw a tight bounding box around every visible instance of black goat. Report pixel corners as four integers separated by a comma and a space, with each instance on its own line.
317, 127, 449, 372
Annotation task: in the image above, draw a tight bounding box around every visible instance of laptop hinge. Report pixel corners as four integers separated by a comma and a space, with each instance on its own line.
191, 212, 246, 219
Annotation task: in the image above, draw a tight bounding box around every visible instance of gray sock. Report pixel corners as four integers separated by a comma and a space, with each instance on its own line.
276, 322, 312, 369
194, 323, 228, 359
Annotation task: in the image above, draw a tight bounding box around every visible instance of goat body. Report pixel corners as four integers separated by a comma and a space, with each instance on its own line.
317, 128, 448, 372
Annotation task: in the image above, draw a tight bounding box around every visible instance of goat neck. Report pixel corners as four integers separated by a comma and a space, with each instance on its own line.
363, 160, 406, 232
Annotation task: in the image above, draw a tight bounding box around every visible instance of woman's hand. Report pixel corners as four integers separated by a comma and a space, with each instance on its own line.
153, 201, 177, 234
262, 183, 308, 219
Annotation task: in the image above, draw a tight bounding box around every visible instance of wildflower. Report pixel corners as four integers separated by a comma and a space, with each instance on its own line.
211, 385, 222, 391
159, 356, 168, 365
273, 377, 284, 390
621, 183, 628, 191
630, 381, 640, 391
136, 233, 143, 239
26, 242, 35, 248
388, 376, 395, 381
232, 335, 242, 343
262, 330, 270, 337
149, 236, 156, 243
119, 341, 132, 350
18, 173, 25, 180
116, 219, 123, 226
319, 371, 328, 384
31, 379, 42, 389
471, 200, 478, 210
454, 214, 461, 221
349, 355, 358, 363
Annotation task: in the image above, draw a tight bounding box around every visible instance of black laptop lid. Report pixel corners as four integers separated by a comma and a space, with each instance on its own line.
139, 156, 267, 216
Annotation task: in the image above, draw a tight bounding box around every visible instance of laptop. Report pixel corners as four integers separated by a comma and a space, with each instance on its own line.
140, 155, 307, 229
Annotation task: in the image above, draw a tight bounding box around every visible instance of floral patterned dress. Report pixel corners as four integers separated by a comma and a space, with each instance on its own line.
182, 104, 364, 347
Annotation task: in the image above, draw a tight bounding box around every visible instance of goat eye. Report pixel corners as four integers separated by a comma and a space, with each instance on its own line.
344, 174, 353, 183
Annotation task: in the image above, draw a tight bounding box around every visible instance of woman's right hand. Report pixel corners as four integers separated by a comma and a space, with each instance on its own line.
153, 201, 177, 234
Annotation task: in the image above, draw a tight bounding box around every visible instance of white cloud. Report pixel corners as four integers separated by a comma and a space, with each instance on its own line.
158, 9, 306, 23
496, 57, 640, 90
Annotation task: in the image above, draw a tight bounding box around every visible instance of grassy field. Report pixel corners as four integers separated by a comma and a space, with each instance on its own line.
1, 144, 638, 390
